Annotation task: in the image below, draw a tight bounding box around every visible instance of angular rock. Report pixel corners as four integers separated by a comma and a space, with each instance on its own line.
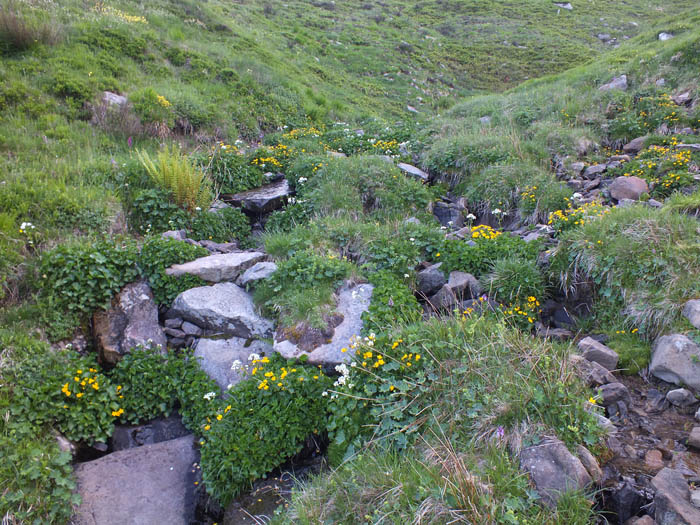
197, 240, 239, 253
675, 144, 700, 152
623, 136, 647, 154
103, 91, 127, 106
93, 281, 167, 365
416, 263, 446, 297
237, 261, 277, 288
397, 163, 429, 182
658, 32, 674, 41
682, 300, 700, 329
433, 201, 464, 228
520, 437, 592, 506
181, 321, 202, 336
650, 335, 700, 392
651, 468, 700, 525
169, 282, 273, 339
429, 272, 481, 310
577, 445, 603, 484
274, 283, 373, 365
599, 382, 631, 407
600, 75, 628, 91
578, 336, 619, 371
73, 435, 197, 525
164, 327, 186, 339
166, 251, 264, 283
645, 449, 665, 472
161, 229, 187, 241
688, 427, 700, 450
609, 176, 649, 201
222, 179, 291, 213
570, 354, 616, 386
164, 318, 183, 329
195, 337, 273, 391
666, 388, 697, 408
583, 164, 607, 179
111, 415, 190, 451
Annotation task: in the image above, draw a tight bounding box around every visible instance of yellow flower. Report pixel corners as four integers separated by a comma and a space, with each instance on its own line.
588, 397, 597, 405
204, 425, 211, 431
216, 414, 223, 421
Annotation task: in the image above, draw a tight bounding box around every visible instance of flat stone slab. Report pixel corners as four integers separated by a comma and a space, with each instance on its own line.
195, 337, 273, 391
397, 163, 429, 182
165, 252, 264, 283
222, 179, 291, 213
274, 284, 373, 365
73, 435, 197, 525
169, 282, 273, 339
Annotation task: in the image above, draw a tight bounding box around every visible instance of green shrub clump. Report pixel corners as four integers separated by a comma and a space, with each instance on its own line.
200, 355, 331, 504
362, 271, 422, 335
482, 257, 546, 304
202, 144, 264, 194
138, 237, 208, 305
188, 207, 251, 243
129, 188, 188, 234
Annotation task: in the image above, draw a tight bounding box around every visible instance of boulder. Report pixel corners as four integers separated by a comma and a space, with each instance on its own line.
688, 427, 700, 450
598, 382, 631, 407
650, 335, 700, 392
578, 336, 619, 371
609, 176, 648, 201
73, 435, 197, 525
274, 283, 373, 365
222, 179, 291, 213
236, 261, 277, 288
658, 32, 674, 41
600, 75, 628, 91
623, 136, 647, 154
520, 437, 592, 506
675, 144, 700, 153
416, 263, 447, 297
165, 251, 264, 283
569, 354, 616, 386
651, 468, 700, 525
111, 415, 190, 452
397, 163, 429, 182
666, 388, 697, 408
429, 272, 481, 310
194, 337, 272, 391
102, 91, 127, 106
93, 281, 166, 365
583, 164, 607, 179
169, 282, 273, 339
432, 201, 464, 228
682, 300, 700, 329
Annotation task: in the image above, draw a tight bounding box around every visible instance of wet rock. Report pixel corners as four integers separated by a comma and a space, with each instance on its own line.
169, 282, 274, 339
416, 263, 446, 297
578, 336, 619, 371
237, 261, 277, 288
429, 272, 482, 310
682, 300, 700, 329
600, 75, 628, 91
111, 415, 190, 451
222, 179, 291, 213
397, 163, 429, 182
623, 136, 647, 154
93, 281, 166, 365
651, 468, 700, 525
599, 382, 631, 407
609, 176, 649, 201
688, 427, 700, 450
666, 388, 697, 408
165, 251, 265, 283
195, 337, 273, 391
650, 334, 700, 392
73, 435, 197, 525
274, 283, 373, 365
520, 437, 592, 506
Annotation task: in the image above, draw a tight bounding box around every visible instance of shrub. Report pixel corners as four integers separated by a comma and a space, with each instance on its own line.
129, 188, 188, 234
361, 271, 422, 335
130, 87, 175, 128
137, 145, 213, 212
188, 207, 251, 243
482, 257, 546, 303
547, 200, 611, 235
200, 355, 331, 503
39, 239, 140, 315
138, 237, 208, 306
265, 201, 313, 233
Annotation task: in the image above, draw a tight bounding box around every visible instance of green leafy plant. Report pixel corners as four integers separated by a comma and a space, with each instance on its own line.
482, 257, 546, 303
138, 237, 208, 306
362, 271, 422, 335
128, 188, 188, 234
129, 87, 175, 127
202, 144, 264, 194
188, 207, 251, 243
137, 145, 213, 212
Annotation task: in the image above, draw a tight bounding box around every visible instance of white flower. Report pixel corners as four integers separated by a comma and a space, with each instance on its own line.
409, 237, 415, 242
298, 177, 308, 183
572, 192, 583, 200
322, 391, 328, 396
248, 353, 261, 362
404, 273, 410, 278
230, 359, 243, 371
466, 213, 476, 221
448, 220, 453, 226
203, 392, 217, 401
492, 208, 505, 216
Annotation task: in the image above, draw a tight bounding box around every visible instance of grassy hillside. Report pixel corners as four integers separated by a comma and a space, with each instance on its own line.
2, 1, 700, 523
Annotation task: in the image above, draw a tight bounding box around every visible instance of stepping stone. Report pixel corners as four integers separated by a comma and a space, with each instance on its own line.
165, 252, 264, 283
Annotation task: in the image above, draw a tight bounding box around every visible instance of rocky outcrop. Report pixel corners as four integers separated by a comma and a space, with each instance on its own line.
93, 281, 166, 365
519, 437, 592, 506
416, 263, 446, 297
165, 251, 264, 283
650, 334, 700, 392
168, 282, 273, 339
73, 435, 198, 525
651, 468, 700, 525
429, 271, 481, 310
222, 179, 291, 213
194, 337, 272, 391
274, 283, 373, 365
600, 75, 628, 91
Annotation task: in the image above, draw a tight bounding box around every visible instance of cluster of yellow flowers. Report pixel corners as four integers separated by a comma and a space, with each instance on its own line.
62, 367, 100, 399
251, 156, 282, 168
471, 224, 501, 240
156, 95, 171, 108
372, 139, 398, 152
503, 296, 541, 324
548, 200, 609, 229
282, 127, 322, 140
520, 185, 538, 205
95, 5, 148, 24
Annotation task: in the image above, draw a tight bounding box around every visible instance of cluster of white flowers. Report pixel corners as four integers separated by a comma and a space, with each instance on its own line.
203, 391, 217, 401
288, 197, 297, 204
298, 177, 308, 184
248, 353, 261, 362
492, 208, 504, 216
19, 222, 35, 232
465, 213, 476, 221
230, 359, 243, 371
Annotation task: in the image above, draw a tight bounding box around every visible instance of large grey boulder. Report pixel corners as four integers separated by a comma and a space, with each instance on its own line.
274, 283, 373, 365
416, 263, 446, 297
600, 75, 628, 91
236, 261, 277, 288
682, 300, 700, 329
195, 337, 272, 391
93, 281, 166, 365
165, 251, 264, 283
651, 468, 700, 525
222, 179, 291, 213
73, 435, 197, 525
520, 437, 592, 506
650, 334, 700, 392
609, 176, 648, 201
578, 336, 619, 371
169, 282, 273, 339
397, 163, 429, 182
623, 136, 647, 154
